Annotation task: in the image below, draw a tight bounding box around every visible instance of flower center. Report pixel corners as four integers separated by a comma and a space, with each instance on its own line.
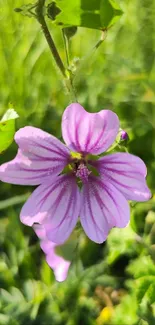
61, 151, 99, 184
75, 163, 91, 183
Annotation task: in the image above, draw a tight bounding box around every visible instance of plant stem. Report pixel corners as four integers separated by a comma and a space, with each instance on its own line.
62, 29, 70, 67
35, 0, 77, 102
66, 71, 78, 102
36, 0, 66, 78
62, 30, 77, 102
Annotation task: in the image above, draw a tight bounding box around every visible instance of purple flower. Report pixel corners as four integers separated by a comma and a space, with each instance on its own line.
0, 104, 151, 244
33, 224, 70, 282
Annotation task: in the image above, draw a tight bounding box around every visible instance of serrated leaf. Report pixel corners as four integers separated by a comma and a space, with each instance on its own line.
0, 109, 19, 153
47, 0, 123, 30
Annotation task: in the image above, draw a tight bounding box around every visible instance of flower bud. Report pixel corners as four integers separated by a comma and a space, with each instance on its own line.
120, 130, 129, 142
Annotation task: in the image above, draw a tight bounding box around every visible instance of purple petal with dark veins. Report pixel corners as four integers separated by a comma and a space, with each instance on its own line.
0, 126, 70, 185
62, 103, 119, 155
44, 175, 81, 244
94, 153, 151, 202
80, 175, 130, 244
21, 174, 81, 244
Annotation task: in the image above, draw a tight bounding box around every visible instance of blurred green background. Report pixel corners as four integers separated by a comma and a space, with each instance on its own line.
0, 0, 155, 324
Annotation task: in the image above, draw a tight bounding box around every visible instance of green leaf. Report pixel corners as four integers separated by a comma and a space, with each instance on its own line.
111, 294, 138, 325
127, 256, 155, 278
0, 109, 19, 153
47, 0, 123, 30
136, 276, 155, 303
1, 109, 19, 122
107, 226, 136, 264
147, 281, 155, 304
100, 0, 123, 28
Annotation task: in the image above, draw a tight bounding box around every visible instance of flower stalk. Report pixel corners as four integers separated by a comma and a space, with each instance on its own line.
36, 0, 66, 78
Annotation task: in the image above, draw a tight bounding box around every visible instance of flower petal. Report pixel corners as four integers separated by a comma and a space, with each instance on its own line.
80, 176, 130, 244
34, 224, 70, 282
21, 174, 81, 244
62, 103, 119, 154
94, 153, 151, 202
45, 176, 81, 244
0, 127, 70, 185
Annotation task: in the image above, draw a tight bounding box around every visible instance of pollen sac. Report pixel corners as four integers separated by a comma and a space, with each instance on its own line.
76, 163, 91, 183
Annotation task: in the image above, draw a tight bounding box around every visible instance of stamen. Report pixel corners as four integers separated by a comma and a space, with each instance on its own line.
71, 151, 82, 160
76, 163, 91, 183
